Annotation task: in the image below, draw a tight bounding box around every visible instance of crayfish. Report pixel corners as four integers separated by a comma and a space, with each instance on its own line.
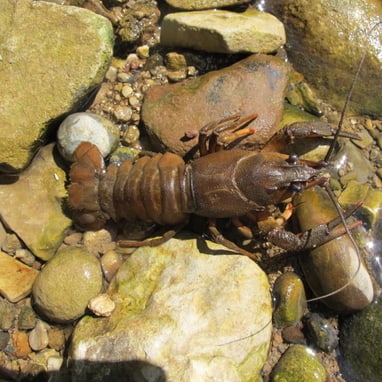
68, 112, 360, 262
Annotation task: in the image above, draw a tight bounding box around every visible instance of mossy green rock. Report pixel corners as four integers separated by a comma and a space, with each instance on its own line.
273, 272, 306, 328
32, 247, 103, 323
263, 0, 382, 118
339, 180, 382, 228
340, 296, 382, 382
69, 235, 272, 381
0, 144, 71, 261
0, 0, 113, 172
271, 345, 326, 382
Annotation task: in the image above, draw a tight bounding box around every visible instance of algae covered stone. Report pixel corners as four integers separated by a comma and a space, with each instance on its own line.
271, 345, 326, 382
0, 0, 114, 171
273, 272, 306, 328
69, 234, 272, 381
0, 144, 71, 261
340, 296, 382, 382
32, 247, 103, 323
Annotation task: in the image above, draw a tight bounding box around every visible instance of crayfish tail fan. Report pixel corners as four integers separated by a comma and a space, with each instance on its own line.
68, 142, 109, 230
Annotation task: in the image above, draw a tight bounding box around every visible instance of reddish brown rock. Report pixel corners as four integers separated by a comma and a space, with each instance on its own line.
141, 54, 290, 156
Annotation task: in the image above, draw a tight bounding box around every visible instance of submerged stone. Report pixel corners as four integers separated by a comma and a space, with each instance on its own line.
262, 0, 382, 118
294, 186, 374, 313
340, 296, 382, 382
271, 345, 326, 382
273, 272, 307, 328
68, 234, 272, 381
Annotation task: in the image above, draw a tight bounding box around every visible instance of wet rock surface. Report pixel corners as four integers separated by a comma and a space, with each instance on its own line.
261, 0, 382, 118
142, 53, 290, 156
340, 296, 382, 382
0, 0, 114, 172
0, 0, 381, 381
270, 344, 326, 382
68, 235, 272, 382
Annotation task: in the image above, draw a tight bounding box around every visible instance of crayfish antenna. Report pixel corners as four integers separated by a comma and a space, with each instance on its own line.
324, 21, 382, 163
68, 142, 109, 230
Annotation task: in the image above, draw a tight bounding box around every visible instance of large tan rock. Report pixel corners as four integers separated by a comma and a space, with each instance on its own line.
69, 234, 272, 381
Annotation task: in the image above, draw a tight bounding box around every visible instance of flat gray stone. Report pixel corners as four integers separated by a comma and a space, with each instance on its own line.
160, 9, 285, 54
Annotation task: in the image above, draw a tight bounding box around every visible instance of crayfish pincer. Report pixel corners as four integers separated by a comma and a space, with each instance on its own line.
68, 113, 349, 261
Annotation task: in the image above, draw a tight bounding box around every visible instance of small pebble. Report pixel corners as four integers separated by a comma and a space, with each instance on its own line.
63, 232, 82, 246
305, 313, 338, 352
88, 293, 115, 317
0, 331, 10, 350
28, 320, 49, 351
48, 327, 66, 351
117, 72, 132, 83
121, 84, 134, 98
122, 125, 140, 146
83, 229, 115, 256
101, 250, 123, 282
47, 356, 64, 372
12, 331, 31, 357
113, 105, 133, 122
18, 305, 37, 330
136, 45, 149, 59
0, 297, 16, 329
2, 233, 22, 253
105, 65, 118, 81
57, 112, 120, 161
14, 248, 35, 267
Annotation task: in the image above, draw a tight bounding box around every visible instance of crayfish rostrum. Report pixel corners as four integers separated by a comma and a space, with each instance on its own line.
68, 113, 360, 261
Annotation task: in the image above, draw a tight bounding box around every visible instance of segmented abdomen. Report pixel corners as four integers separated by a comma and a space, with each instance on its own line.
68, 142, 190, 231
103, 152, 190, 226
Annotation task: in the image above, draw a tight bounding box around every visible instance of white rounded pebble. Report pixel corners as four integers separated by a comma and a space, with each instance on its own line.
57, 112, 120, 162
88, 293, 115, 317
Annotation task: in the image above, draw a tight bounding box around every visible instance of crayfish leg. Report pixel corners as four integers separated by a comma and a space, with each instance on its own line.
208, 218, 261, 261
117, 222, 187, 249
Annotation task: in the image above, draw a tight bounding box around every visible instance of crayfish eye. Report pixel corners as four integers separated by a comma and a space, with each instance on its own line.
289, 183, 303, 193
287, 153, 299, 164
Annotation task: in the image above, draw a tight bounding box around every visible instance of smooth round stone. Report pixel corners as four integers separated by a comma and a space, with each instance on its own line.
271, 345, 326, 382
57, 112, 120, 162
32, 247, 103, 323
273, 272, 307, 328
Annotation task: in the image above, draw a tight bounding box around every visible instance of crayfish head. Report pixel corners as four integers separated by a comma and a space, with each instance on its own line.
235, 152, 325, 207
